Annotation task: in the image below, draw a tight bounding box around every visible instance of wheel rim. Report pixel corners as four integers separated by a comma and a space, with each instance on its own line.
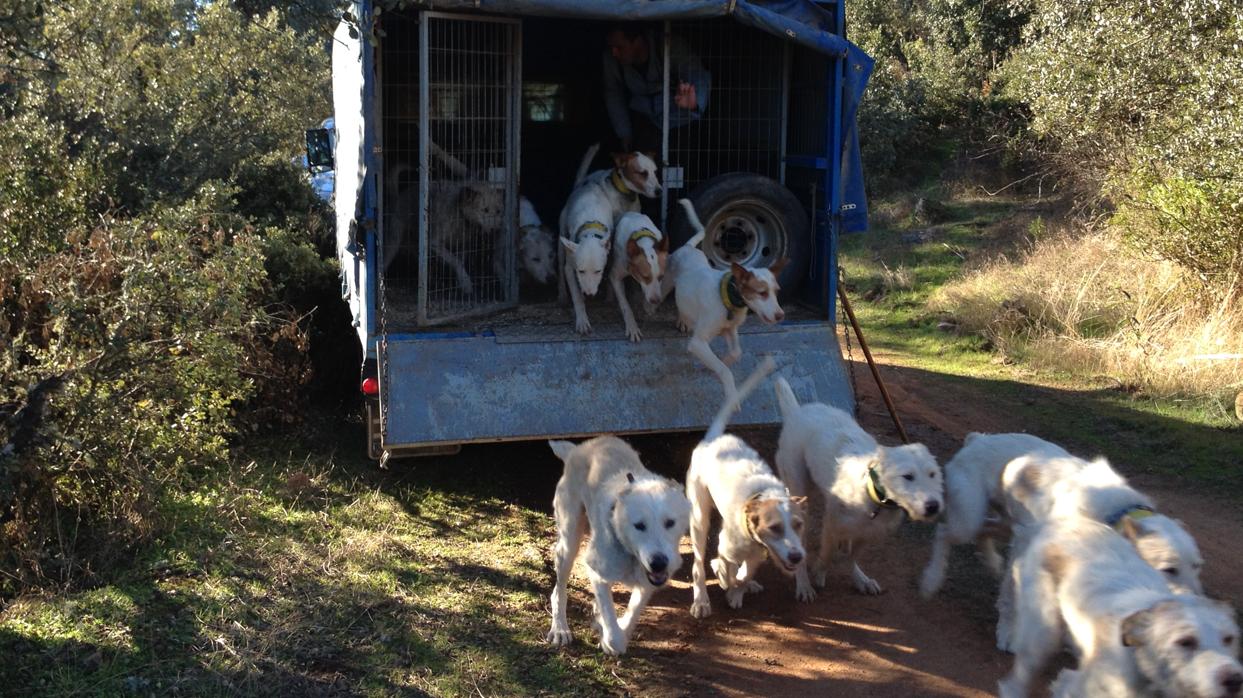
702, 198, 787, 269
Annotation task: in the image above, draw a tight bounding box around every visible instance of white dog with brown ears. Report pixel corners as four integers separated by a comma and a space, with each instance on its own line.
686, 357, 807, 618
663, 199, 786, 405
544, 435, 690, 656
773, 377, 943, 600
609, 211, 669, 341
558, 144, 662, 334
998, 515, 1241, 698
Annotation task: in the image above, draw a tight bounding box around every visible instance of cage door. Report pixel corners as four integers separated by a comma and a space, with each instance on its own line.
417, 12, 520, 325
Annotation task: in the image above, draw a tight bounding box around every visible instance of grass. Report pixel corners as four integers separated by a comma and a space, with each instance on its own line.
839, 184, 1243, 490
0, 426, 642, 697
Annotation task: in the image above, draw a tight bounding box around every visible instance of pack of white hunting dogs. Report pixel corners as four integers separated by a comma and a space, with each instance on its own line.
520, 148, 1242, 697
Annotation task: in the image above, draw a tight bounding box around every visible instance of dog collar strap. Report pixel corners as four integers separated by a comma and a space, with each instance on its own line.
1106, 504, 1155, 529
629, 228, 659, 244
719, 273, 745, 316
574, 220, 609, 242
610, 170, 638, 202
866, 465, 897, 509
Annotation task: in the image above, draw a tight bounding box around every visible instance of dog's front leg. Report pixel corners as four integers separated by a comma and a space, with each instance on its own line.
431, 241, 475, 296
839, 538, 882, 595
617, 583, 657, 641
565, 254, 592, 335
724, 556, 765, 609
722, 324, 743, 367
610, 272, 642, 342
591, 580, 627, 656
688, 337, 737, 405
689, 486, 714, 619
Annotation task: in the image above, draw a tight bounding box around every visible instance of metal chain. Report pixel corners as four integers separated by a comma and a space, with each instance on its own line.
839, 264, 859, 413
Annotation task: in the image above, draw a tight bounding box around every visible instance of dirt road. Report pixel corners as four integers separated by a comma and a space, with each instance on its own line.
615, 356, 1243, 697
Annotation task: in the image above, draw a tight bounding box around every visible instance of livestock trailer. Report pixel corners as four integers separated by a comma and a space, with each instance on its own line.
319, 0, 873, 459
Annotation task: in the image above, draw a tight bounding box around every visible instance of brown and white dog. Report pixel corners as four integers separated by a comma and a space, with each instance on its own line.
686, 358, 807, 618
609, 211, 669, 341
661, 198, 785, 405
558, 144, 662, 334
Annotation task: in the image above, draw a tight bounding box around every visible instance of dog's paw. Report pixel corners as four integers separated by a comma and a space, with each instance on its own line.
546, 626, 573, 647
600, 632, 628, 656
726, 588, 746, 609
853, 576, 883, 595
918, 568, 943, 599
744, 580, 764, 594
690, 599, 712, 619
575, 317, 593, 335
995, 626, 1014, 654
795, 582, 817, 603
812, 568, 828, 588
625, 323, 642, 342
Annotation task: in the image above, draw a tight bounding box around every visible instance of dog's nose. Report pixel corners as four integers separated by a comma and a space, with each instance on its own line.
924, 500, 941, 516
649, 553, 668, 573
788, 550, 803, 565
1222, 670, 1243, 696
775, 309, 785, 322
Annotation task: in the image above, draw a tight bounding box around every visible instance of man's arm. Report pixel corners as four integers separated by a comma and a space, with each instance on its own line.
602, 51, 633, 148
669, 35, 711, 118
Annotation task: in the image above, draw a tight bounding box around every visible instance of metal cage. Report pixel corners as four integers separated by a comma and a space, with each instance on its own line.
380, 12, 521, 327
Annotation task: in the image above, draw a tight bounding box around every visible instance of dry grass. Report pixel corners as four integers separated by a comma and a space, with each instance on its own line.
931, 228, 1243, 408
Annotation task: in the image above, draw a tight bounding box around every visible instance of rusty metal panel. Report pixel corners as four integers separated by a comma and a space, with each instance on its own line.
379, 323, 851, 447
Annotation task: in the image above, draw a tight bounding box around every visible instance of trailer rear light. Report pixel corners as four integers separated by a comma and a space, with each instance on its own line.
361, 377, 379, 396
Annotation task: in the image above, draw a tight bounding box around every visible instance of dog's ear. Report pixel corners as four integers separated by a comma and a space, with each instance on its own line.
560, 237, 578, 253
548, 440, 575, 462
1121, 607, 1154, 647
626, 237, 641, 258
730, 262, 753, 282
626, 472, 635, 484
769, 256, 789, 277
789, 495, 808, 509
642, 150, 658, 164
603, 237, 612, 251
611, 152, 634, 168
1040, 542, 1070, 585
743, 497, 763, 534
1120, 515, 1147, 543
656, 234, 669, 252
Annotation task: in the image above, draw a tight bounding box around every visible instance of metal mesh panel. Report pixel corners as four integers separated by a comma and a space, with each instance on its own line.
380, 12, 518, 328
786, 46, 829, 158
666, 20, 787, 197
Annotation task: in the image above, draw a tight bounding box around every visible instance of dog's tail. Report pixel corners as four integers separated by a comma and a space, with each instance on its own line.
548, 440, 575, 462
574, 143, 600, 186
428, 141, 471, 178
773, 376, 801, 421
677, 198, 706, 250
705, 356, 777, 441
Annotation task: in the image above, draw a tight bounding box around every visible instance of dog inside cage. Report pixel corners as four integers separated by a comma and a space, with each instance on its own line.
377, 13, 831, 333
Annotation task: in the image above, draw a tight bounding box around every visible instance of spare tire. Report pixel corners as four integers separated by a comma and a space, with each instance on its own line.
669, 173, 811, 297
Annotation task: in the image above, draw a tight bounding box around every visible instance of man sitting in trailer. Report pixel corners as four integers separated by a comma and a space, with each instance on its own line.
603, 25, 711, 154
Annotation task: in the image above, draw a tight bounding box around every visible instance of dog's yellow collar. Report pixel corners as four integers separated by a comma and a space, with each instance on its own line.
1109, 505, 1155, 531
574, 220, 609, 242
629, 228, 659, 244
610, 170, 638, 200
719, 272, 745, 317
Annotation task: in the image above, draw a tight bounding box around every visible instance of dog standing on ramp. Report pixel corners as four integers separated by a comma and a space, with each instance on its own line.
686, 358, 807, 618
545, 436, 690, 656
998, 516, 1240, 698
609, 211, 669, 342
773, 377, 943, 600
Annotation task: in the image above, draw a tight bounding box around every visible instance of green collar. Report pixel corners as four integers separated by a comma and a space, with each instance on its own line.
1108, 505, 1155, 531
610, 170, 639, 202
574, 220, 609, 242
719, 272, 746, 318
629, 228, 659, 244
866, 464, 899, 512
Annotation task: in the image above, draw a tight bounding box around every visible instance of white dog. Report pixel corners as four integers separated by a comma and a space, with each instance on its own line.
922, 433, 1205, 602
609, 211, 669, 342
773, 377, 942, 600
559, 144, 661, 334
518, 196, 557, 286
686, 358, 807, 618
998, 516, 1241, 698
663, 199, 786, 404
545, 435, 690, 656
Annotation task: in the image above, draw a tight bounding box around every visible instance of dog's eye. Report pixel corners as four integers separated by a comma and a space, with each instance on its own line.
1176, 636, 1198, 650
664, 518, 674, 529
1224, 635, 1236, 646
634, 522, 646, 531
903, 474, 915, 481
792, 519, 803, 531
1162, 567, 1179, 577
768, 523, 784, 535
929, 471, 938, 479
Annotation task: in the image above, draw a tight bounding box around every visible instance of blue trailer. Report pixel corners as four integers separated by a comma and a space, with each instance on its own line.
320, 0, 873, 459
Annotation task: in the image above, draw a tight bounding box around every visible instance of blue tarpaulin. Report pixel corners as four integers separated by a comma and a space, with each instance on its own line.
405, 0, 874, 230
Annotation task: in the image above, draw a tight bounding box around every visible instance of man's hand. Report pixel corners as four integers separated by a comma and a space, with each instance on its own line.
674, 81, 698, 111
